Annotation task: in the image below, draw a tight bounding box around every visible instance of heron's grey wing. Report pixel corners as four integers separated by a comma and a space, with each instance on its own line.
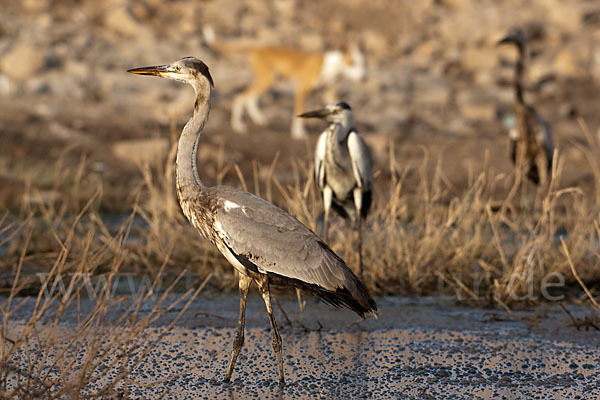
210, 186, 357, 292
315, 130, 327, 190
347, 129, 373, 191
509, 138, 517, 165
536, 112, 554, 165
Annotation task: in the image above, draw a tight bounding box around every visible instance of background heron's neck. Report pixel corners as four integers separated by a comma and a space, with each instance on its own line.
176, 88, 211, 193
513, 44, 530, 140
514, 45, 526, 106
327, 123, 350, 161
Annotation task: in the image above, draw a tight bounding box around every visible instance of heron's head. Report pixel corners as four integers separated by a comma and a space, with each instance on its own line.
298, 102, 353, 126
128, 56, 214, 92
497, 27, 526, 48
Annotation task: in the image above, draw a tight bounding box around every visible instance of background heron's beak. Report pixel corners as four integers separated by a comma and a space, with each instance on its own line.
496, 36, 513, 46
127, 65, 170, 76
298, 108, 331, 119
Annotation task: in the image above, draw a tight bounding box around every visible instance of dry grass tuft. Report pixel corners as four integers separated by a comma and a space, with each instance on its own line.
2, 118, 600, 394
2, 121, 600, 306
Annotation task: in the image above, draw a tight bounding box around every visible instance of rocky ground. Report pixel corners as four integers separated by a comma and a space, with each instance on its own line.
2, 3, 600, 398
4, 295, 600, 398
1, 0, 600, 210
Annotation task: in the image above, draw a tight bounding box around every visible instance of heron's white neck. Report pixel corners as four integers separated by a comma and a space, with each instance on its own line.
331, 118, 352, 142
326, 122, 351, 162
176, 85, 211, 194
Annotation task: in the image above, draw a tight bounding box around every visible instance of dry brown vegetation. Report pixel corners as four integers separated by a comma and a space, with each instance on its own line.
2, 107, 600, 400
0, 191, 211, 396
2, 118, 600, 307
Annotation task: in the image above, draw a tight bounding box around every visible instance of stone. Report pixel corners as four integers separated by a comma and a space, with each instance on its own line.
544, 1, 582, 33
462, 46, 499, 71
553, 43, 590, 78
528, 56, 555, 84
104, 6, 153, 40
436, 0, 470, 11
0, 43, 45, 81
362, 30, 388, 57
411, 40, 437, 67
553, 50, 580, 77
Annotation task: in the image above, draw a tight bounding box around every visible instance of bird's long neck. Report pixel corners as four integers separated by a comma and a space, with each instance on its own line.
513, 43, 530, 142
513, 43, 526, 108
176, 87, 211, 196
326, 122, 350, 164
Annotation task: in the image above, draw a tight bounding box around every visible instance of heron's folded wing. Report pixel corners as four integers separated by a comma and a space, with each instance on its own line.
315, 130, 327, 189
347, 130, 373, 191
211, 187, 355, 292
536, 112, 554, 163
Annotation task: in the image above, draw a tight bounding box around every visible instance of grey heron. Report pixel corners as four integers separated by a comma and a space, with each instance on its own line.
128, 57, 376, 384
498, 28, 554, 185
299, 102, 373, 279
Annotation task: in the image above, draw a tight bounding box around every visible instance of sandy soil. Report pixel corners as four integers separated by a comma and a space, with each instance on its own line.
4, 295, 599, 399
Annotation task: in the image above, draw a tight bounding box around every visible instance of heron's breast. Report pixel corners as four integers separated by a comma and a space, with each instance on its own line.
177, 188, 217, 242
325, 162, 355, 200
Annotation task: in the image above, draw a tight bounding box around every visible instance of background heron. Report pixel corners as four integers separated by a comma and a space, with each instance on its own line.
128, 57, 376, 384
498, 27, 554, 186
299, 102, 373, 279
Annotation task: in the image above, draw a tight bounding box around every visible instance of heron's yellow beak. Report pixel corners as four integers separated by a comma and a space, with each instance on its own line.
127, 64, 171, 76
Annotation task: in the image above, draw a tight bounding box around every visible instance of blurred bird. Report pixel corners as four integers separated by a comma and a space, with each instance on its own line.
299, 102, 373, 279
498, 27, 554, 185
128, 58, 376, 384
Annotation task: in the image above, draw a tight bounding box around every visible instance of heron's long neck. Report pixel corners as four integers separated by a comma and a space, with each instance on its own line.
513, 44, 530, 140
327, 123, 350, 163
514, 44, 526, 107
176, 88, 211, 195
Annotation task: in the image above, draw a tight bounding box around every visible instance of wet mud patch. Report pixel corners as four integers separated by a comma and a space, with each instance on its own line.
3, 295, 599, 399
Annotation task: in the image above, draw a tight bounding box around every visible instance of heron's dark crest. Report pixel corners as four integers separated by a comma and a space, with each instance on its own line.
497, 27, 526, 50
180, 56, 214, 87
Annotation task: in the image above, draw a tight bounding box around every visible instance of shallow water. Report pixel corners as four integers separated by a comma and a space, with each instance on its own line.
3, 295, 599, 399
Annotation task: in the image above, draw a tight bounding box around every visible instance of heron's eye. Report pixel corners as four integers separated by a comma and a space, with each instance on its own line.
174, 65, 181, 72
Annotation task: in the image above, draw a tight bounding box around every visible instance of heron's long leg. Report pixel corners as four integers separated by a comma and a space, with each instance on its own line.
323, 186, 333, 242
296, 288, 306, 318
353, 188, 364, 281
256, 275, 285, 384
356, 217, 364, 281
225, 273, 253, 382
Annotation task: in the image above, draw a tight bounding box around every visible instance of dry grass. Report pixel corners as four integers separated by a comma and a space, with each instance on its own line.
2, 121, 600, 306
1, 117, 600, 395
0, 150, 211, 397
0, 204, 210, 397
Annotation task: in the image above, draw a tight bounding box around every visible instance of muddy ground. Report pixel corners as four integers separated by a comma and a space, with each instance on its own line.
4, 294, 600, 399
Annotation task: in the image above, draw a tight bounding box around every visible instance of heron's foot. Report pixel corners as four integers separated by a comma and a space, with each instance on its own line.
272, 334, 285, 384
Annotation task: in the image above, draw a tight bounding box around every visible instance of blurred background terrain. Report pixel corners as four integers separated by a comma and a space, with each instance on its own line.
1, 0, 599, 210
1, 0, 600, 301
